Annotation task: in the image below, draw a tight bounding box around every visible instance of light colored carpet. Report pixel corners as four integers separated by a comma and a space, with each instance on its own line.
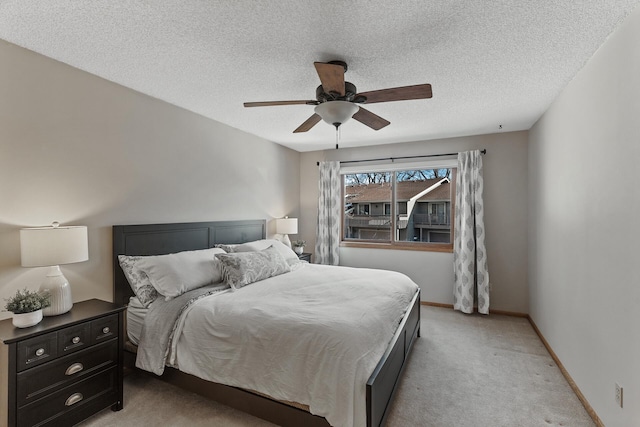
79, 306, 595, 427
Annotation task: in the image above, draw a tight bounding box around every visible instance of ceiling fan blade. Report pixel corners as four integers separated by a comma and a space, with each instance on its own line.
244, 100, 318, 107
356, 84, 432, 104
293, 113, 322, 133
314, 62, 345, 96
352, 107, 390, 130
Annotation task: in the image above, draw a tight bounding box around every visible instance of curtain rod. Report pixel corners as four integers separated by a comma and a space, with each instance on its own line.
316, 149, 486, 166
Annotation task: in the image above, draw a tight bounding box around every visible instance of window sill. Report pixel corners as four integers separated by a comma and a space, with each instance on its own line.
340, 241, 453, 253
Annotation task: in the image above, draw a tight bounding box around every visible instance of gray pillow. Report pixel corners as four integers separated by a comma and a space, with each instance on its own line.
216, 239, 299, 264
214, 243, 237, 253
215, 245, 291, 290
118, 255, 158, 307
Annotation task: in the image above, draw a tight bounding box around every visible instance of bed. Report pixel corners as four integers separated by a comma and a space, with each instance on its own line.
112, 219, 420, 427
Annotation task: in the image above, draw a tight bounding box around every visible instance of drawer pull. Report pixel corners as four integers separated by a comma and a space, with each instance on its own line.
65, 392, 83, 406
72, 336, 81, 344
35, 348, 45, 357
102, 326, 110, 334
65, 362, 84, 376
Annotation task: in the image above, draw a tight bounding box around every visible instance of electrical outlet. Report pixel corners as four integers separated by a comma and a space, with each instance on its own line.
615, 383, 623, 408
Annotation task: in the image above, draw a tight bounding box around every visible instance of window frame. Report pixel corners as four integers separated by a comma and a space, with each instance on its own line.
340, 162, 456, 253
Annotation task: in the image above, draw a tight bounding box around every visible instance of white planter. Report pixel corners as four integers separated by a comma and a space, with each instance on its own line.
294, 246, 304, 255
12, 309, 43, 328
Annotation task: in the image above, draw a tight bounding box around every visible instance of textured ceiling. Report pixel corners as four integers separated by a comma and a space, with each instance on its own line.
1, 1, 639, 152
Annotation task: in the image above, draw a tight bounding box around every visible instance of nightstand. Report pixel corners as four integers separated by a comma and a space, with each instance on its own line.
0, 299, 125, 427
298, 252, 312, 262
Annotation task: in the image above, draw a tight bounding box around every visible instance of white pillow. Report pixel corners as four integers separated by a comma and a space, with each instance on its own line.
135, 247, 226, 300
223, 239, 299, 264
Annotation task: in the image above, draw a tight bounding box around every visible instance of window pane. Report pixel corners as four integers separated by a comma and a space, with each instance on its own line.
344, 172, 392, 241
395, 169, 452, 244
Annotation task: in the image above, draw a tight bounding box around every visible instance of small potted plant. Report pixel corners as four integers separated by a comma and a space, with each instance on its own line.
4, 288, 50, 328
292, 240, 306, 255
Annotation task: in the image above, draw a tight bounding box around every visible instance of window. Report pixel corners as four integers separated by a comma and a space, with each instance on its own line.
342, 166, 455, 252
357, 204, 370, 216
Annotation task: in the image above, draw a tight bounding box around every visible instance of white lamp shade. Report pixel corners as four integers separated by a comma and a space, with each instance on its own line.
20, 225, 88, 267
314, 101, 359, 126
276, 217, 298, 235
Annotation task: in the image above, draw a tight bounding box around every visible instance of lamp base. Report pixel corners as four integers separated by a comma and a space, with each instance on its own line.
281, 234, 292, 248
40, 265, 73, 316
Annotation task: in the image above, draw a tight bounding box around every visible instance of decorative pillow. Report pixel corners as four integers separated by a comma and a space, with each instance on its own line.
225, 239, 299, 264
118, 255, 158, 307
215, 245, 291, 290
135, 247, 226, 300
214, 243, 236, 253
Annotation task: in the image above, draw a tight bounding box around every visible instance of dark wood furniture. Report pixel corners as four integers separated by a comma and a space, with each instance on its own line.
298, 252, 312, 262
112, 219, 420, 427
0, 299, 125, 427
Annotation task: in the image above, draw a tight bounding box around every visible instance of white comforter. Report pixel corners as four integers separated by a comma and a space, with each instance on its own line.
140, 263, 418, 427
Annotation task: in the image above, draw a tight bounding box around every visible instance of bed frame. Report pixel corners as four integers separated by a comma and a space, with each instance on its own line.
112, 219, 420, 427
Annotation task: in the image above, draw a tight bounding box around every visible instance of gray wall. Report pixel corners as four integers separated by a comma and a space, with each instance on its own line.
0, 40, 300, 319
528, 6, 640, 426
300, 131, 529, 313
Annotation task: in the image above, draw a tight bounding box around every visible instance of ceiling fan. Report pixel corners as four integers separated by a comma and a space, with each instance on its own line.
243, 60, 433, 134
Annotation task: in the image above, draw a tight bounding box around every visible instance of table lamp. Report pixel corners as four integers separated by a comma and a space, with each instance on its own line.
20, 222, 89, 316
275, 217, 298, 248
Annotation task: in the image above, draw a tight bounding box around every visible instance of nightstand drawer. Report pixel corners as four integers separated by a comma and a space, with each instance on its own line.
17, 339, 118, 407
91, 313, 118, 343
17, 366, 118, 427
58, 322, 92, 356
16, 332, 58, 372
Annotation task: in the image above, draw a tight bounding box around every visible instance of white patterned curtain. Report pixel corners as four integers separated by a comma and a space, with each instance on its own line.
454, 150, 490, 314
315, 161, 341, 265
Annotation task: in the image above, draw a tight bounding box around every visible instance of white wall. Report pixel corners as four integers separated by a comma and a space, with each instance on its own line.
528, 6, 640, 427
300, 131, 529, 313
0, 40, 300, 320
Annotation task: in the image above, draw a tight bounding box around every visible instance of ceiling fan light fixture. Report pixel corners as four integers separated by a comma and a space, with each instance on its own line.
314, 101, 359, 128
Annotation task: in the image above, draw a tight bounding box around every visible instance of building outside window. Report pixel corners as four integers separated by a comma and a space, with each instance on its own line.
342, 165, 455, 252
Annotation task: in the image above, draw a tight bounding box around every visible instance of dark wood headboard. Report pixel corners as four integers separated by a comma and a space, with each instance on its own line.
112, 219, 266, 306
